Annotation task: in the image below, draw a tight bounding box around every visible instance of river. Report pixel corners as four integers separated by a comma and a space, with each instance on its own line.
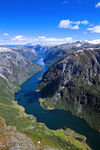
15, 58, 100, 150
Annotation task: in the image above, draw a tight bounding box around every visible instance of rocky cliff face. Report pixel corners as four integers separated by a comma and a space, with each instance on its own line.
24, 44, 52, 58
0, 46, 41, 88
0, 46, 60, 150
13, 46, 38, 61
0, 46, 84, 150
39, 48, 100, 131
32, 44, 51, 58
44, 41, 100, 66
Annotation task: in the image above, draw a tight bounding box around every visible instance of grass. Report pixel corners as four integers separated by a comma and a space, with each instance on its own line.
0, 76, 91, 150
52, 128, 90, 150
39, 98, 54, 110
40, 75, 100, 131
38, 77, 42, 80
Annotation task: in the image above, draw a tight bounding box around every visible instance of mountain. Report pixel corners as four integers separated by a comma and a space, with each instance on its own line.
25, 44, 52, 58
0, 117, 39, 150
13, 44, 52, 60
13, 46, 38, 61
0, 46, 41, 89
3, 44, 54, 61
32, 44, 52, 58
0, 46, 90, 150
44, 41, 100, 66
39, 47, 100, 131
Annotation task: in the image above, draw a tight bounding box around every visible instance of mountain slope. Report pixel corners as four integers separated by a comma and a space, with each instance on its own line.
39, 48, 100, 131
0, 46, 41, 89
0, 46, 90, 150
44, 41, 100, 66
13, 46, 38, 61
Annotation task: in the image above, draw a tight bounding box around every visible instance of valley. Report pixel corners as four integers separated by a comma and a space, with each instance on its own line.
15, 57, 100, 150
0, 41, 100, 150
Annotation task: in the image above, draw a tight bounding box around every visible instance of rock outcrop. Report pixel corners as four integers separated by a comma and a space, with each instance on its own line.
44, 41, 100, 66
0, 117, 59, 150
13, 46, 38, 61
0, 46, 42, 88
39, 48, 100, 130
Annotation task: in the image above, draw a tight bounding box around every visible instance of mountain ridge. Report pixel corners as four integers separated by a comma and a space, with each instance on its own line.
44, 40, 100, 66
39, 46, 100, 131
0, 45, 90, 150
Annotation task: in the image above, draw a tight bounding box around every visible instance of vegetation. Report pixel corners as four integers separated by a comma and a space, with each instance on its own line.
0, 76, 91, 149
40, 76, 100, 131
39, 98, 54, 110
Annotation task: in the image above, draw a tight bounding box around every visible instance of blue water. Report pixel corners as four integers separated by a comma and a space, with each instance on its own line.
15, 58, 100, 150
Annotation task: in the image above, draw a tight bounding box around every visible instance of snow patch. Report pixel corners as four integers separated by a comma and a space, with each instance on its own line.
0, 74, 8, 81
76, 44, 81, 47
77, 50, 84, 53
88, 39, 100, 44
0, 47, 12, 52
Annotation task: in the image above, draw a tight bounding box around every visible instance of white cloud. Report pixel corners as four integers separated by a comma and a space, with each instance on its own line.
3, 33, 9, 36
0, 35, 73, 46
95, 2, 100, 8
81, 20, 89, 25
87, 25, 100, 33
59, 20, 72, 29
72, 25, 79, 29
32, 36, 73, 45
38, 36, 46, 39
12, 35, 24, 41
58, 19, 89, 30
72, 21, 80, 25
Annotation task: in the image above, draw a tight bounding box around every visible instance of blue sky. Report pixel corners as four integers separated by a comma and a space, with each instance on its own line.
0, 0, 100, 45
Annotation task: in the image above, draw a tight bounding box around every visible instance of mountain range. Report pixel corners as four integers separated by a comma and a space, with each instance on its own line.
39, 41, 100, 131
0, 41, 100, 149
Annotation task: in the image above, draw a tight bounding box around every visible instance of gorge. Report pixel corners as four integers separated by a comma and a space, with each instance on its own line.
15, 57, 100, 150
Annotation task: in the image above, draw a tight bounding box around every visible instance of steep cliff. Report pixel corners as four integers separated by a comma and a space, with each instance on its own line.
13, 46, 38, 61
0, 46, 88, 150
39, 48, 100, 131
0, 46, 41, 89
44, 41, 100, 66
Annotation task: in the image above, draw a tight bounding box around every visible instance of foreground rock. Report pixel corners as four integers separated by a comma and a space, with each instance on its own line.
0, 117, 59, 150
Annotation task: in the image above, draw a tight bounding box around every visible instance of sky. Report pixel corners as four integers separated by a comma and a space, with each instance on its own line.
0, 0, 100, 45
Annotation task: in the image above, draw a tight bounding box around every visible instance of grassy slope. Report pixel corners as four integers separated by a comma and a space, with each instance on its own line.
0, 77, 91, 150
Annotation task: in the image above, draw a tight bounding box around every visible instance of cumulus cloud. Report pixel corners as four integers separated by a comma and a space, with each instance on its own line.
81, 20, 89, 25
59, 20, 72, 29
38, 36, 46, 39
87, 25, 100, 33
31, 36, 73, 45
3, 33, 9, 36
72, 25, 79, 29
95, 2, 100, 8
58, 19, 89, 29
12, 35, 24, 41
0, 35, 73, 46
